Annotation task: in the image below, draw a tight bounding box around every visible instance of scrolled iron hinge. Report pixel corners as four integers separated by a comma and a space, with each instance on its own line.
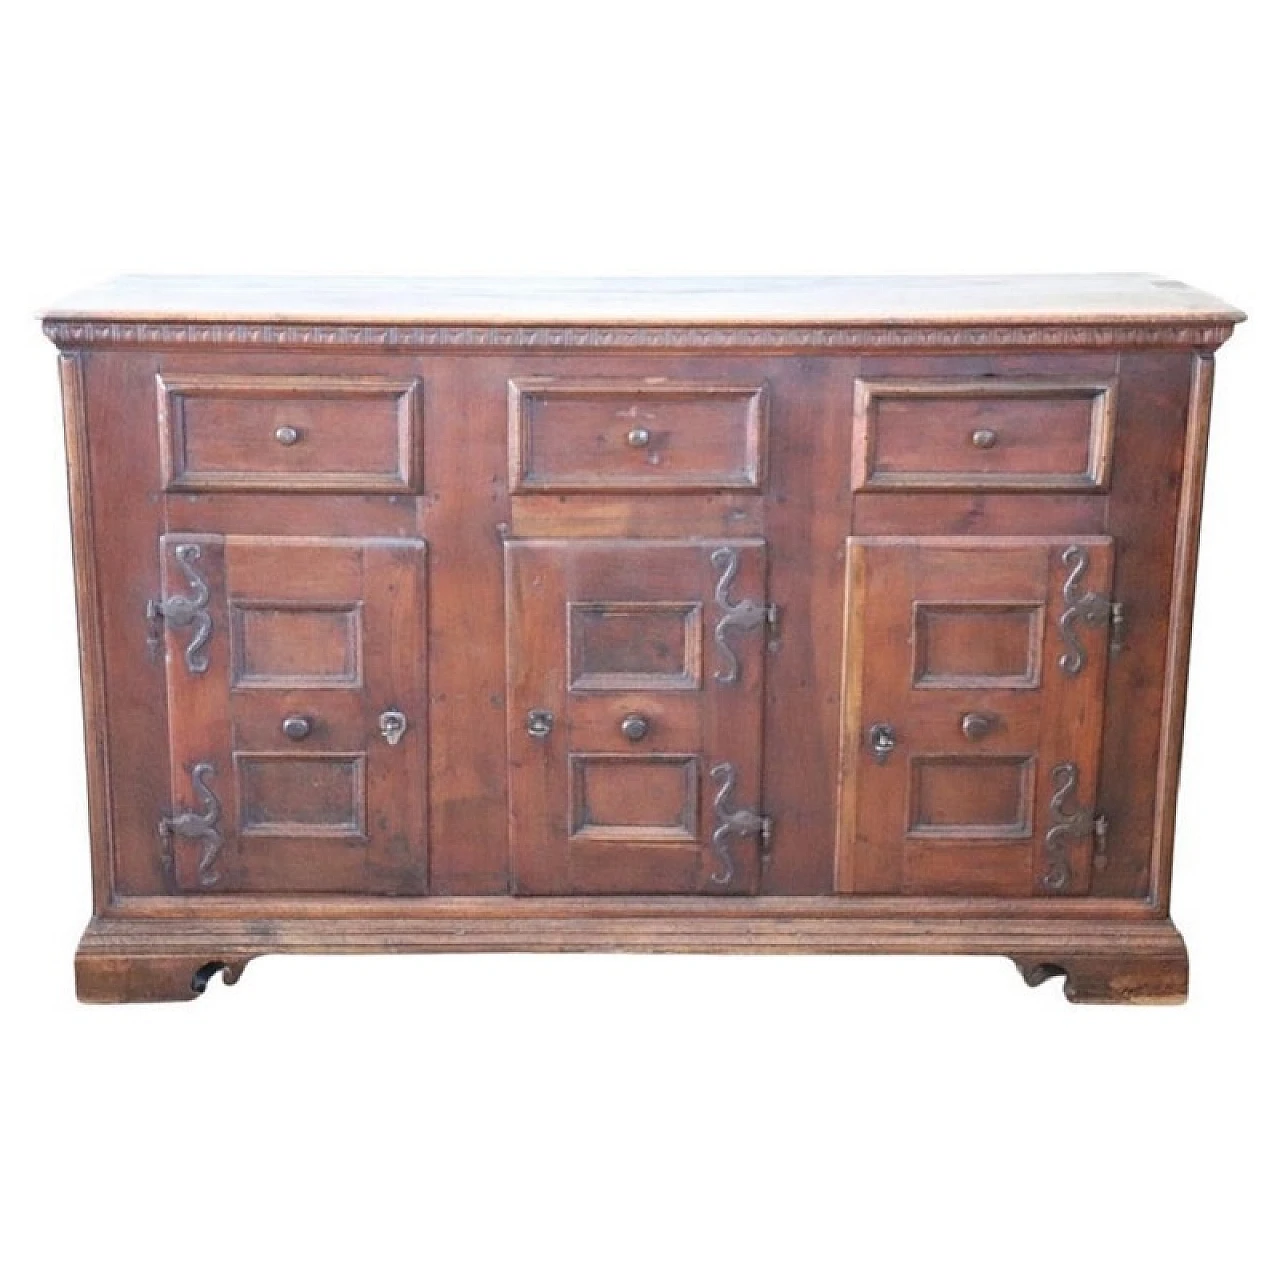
709, 761, 771, 886
158, 761, 224, 888
1092, 812, 1110, 869
148, 543, 212, 674
711, 546, 778, 685
1057, 544, 1124, 675
1108, 601, 1126, 654
1042, 762, 1109, 891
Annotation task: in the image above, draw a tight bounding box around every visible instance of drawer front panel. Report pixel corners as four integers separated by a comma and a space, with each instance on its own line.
853, 377, 1116, 492
508, 376, 767, 492
836, 536, 1115, 896
158, 373, 423, 493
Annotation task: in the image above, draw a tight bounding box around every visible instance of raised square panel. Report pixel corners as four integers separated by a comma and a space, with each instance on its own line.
230, 604, 363, 688
236, 753, 367, 838
158, 373, 424, 494
509, 377, 767, 493
908, 755, 1034, 840
853, 377, 1116, 492
912, 603, 1044, 689
569, 754, 699, 843
569, 602, 702, 691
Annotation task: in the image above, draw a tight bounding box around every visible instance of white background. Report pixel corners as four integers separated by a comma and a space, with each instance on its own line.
2, 2, 1276, 1276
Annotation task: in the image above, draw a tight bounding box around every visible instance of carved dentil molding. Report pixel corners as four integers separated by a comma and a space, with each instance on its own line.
43, 318, 1237, 351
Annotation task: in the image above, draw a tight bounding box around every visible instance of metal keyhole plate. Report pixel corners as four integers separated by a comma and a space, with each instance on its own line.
868, 722, 897, 764
379, 709, 407, 746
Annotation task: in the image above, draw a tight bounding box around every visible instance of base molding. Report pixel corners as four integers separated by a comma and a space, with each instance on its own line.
75, 905, 1188, 1005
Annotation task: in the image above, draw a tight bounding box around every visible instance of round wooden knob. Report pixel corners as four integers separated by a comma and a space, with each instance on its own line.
960, 712, 997, 740
282, 714, 313, 740
620, 713, 650, 741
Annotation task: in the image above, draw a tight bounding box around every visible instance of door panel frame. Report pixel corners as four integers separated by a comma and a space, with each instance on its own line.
159, 534, 430, 894
836, 535, 1114, 897
505, 538, 768, 895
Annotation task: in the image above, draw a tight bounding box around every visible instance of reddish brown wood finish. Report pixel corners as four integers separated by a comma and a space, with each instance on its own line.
836, 536, 1113, 896
158, 372, 423, 493
509, 376, 767, 493
506, 539, 766, 894
853, 375, 1115, 492
44, 276, 1243, 1004
159, 535, 429, 893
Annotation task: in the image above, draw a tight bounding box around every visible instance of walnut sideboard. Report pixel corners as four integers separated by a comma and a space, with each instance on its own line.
44, 275, 1243, 1003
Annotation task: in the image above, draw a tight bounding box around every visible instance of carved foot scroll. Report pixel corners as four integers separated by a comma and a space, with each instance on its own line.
75, 952, 253, 1004
1010, 943, 1189, 1004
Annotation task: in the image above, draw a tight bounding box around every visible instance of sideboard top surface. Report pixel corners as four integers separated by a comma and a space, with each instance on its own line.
45, 273, 1244, 327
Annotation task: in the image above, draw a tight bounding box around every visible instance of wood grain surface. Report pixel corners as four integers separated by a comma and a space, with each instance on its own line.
47, 276, 1242, 1002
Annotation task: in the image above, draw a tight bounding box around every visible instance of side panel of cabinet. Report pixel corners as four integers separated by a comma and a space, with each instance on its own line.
836, 536, 1113, 896
506, 539, 768, 894
158, 534, 428, 893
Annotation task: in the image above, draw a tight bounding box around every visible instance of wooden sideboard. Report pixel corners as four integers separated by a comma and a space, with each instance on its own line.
44, 275, 1243, 1003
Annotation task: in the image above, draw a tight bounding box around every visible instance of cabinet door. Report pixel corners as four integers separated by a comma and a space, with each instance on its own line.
837, 536, 1114, 896
157, 535, 428, 893
506, 539, 769, 894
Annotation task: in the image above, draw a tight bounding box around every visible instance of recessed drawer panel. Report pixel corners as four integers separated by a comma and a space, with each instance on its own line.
508, 376, 767, 493
158, 373, 423, 493
853, 376, 1116, 492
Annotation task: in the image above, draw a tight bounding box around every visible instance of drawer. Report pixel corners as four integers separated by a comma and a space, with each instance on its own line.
852, 375, 1116, 492
508, 376, 768, 493
158, 373, 424, 493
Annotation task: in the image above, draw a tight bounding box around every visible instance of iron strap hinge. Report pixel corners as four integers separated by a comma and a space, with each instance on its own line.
1058, 545, 1128, 671
755, 602, 782, 658
710, 546, 781, 684
147, 543, 213, 674
1092, 812, 1110, 869
1043, 763, 1112, 891
709, 761, 774, 884
760, 814, 775, 869
1108, 601, 1126, 653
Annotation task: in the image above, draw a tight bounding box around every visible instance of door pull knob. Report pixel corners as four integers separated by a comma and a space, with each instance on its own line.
960, 712, 998, 741
281, 715, 314, 741
620, 713, 651, 741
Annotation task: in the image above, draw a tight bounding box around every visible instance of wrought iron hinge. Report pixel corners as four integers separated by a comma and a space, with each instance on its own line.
709, 761, 771, 884
1108, 601, 1126, 653
1058, 545, 1126, 674
148, 543, 212, 674
760, 814, 775, 870
158, 761, 224, 888
1043, 762, 1111, 890
711, 546, 779, 683
1092, 812, 1110, 869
